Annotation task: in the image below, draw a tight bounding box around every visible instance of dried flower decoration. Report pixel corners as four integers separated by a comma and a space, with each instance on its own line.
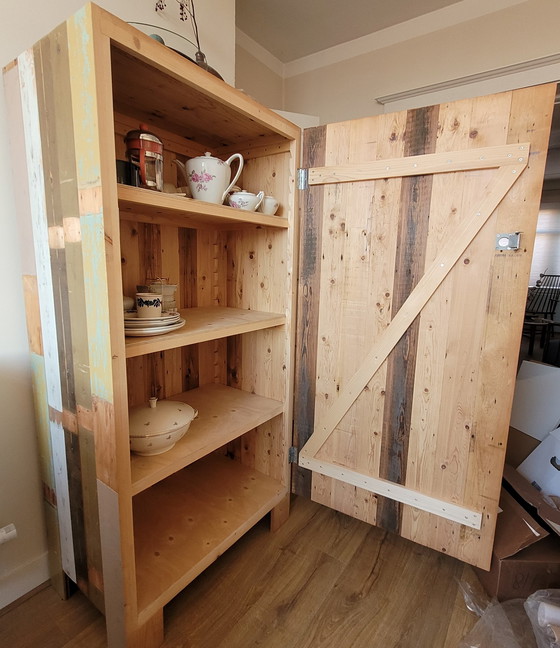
152, 0, 223, 80
155, 0, 201, 51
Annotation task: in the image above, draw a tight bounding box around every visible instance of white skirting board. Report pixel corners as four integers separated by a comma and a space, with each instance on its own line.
0, 551, 49, 609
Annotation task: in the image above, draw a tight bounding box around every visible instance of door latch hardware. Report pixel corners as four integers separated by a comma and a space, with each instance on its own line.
495, 232, 521, 251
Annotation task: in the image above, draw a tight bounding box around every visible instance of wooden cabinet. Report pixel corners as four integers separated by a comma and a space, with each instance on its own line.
5, 4, 299, 646
6, 3, 556, 646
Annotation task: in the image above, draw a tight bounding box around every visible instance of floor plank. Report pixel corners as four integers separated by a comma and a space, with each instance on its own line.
0, 496, 482, 647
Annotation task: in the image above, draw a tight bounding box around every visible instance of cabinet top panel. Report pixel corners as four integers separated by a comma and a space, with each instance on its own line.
93, 4, 300, 151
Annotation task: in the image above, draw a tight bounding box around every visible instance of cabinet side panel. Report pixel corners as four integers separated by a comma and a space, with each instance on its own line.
35, 23, 107, 609
16, 46, 77, 584
4, 57, 67, 596
197, 229, 227, 386
227, 153, 296, 489
239, 151, 291, 219
227, 215, 293, 487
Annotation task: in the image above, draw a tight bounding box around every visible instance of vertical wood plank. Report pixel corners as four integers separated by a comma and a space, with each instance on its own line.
224, 150, 297, 501
377, 105, 439, 533
179, 227, 197, 309
293, 126, 326, 497
5, 57, 68, 597
120, 220, 141, 301
401, 92, 513, 561
464, 84, 555, 564
140, 223, 162, 284
310, 112, 408, 523
89, 5, 142, 640
197, 229, 227, 386
35, 24, 108, 608
18, 45, 77, 583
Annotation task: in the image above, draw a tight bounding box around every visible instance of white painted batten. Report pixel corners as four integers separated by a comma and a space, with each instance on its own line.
299, 455, 483, 529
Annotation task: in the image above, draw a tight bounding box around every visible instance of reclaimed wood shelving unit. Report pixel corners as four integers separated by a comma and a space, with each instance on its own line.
5, 4, 299, 647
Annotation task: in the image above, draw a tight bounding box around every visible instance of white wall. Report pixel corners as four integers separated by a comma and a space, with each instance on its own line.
286, 0, 560, 123
237, 0, 560, 124
236, 44, 284, 109
0, 0, 235, 609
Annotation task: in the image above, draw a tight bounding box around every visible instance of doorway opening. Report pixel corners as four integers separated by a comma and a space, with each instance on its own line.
519, 84, 560, 366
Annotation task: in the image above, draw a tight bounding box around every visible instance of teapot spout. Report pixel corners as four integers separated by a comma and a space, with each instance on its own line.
173, 159, 189, 186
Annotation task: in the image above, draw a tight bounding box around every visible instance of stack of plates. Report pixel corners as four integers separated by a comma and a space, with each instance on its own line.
124, 311, 186, 337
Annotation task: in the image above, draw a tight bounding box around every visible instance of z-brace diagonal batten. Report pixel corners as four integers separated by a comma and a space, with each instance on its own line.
298, 142, 530, 530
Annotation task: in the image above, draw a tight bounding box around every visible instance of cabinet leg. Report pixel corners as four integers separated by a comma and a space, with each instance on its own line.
270, 493, 290, 532
123, 609, 164, 648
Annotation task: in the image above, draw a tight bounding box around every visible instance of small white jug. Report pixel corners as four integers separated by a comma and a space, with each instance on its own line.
258, 195, 279, 215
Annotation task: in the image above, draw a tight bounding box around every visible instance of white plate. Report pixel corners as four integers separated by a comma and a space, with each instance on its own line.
123, 314, 181, 328
125, 318, 186, 337
124, 311, 179, 323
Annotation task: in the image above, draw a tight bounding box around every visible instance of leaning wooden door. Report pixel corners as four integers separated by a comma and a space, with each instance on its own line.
294, 84, 555, 570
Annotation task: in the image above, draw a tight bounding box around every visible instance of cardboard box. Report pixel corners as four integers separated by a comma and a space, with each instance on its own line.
509, 361, 560, 442
475, 465, 560, 600
505, 426, 540, 468
518, 429, 560, 501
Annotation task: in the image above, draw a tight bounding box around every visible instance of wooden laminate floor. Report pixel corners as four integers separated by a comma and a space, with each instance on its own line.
0, 496, 485, 648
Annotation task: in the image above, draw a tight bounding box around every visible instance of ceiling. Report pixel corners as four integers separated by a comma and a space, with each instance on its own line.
235, 0, 463, 63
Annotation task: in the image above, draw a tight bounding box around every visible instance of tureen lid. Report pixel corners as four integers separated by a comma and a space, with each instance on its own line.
129, 397, 196, 438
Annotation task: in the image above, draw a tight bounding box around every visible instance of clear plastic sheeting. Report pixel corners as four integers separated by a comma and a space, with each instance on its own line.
457, 580, 537, 648
525, 590, 560, 648
458, 599, 537, 648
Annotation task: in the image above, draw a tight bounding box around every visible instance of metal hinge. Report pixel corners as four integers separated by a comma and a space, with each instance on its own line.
288, 446, 299, 463
297, 168, 309, 190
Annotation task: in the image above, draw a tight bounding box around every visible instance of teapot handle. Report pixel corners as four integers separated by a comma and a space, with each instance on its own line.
172, 159, 189, 186
221, 153, 244, 203
254, 191, 265, 211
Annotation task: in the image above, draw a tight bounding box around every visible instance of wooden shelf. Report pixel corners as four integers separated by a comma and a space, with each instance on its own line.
130, 384, 284, 494
133, 453, 285, 624
125, 306, 286, 358
118, 184, 289, 230
110, 45, 299, 150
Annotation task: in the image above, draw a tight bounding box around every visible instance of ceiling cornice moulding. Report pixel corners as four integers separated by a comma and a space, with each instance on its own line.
284, 0, 526, 77
236, 27, 284, 77
237, 0, 527, 79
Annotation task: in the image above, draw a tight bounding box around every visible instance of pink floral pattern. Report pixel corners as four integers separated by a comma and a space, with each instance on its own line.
188, 170, 216, 192
230, 197, 250, 209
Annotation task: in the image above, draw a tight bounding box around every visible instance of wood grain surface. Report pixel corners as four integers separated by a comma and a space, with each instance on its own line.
0, 496, 485, 648
295, 84, 555, 569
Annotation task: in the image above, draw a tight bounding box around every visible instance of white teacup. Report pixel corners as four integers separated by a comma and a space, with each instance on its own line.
258, 195, 279, 216
136, 293, 162, 318
228, 190, 264, 211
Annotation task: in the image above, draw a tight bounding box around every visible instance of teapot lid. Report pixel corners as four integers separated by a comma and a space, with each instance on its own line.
129, 397, 196, 437
192, 151, 218, 159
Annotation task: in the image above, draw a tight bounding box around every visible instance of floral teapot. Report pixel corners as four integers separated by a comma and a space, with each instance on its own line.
174, 152, 244, 204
